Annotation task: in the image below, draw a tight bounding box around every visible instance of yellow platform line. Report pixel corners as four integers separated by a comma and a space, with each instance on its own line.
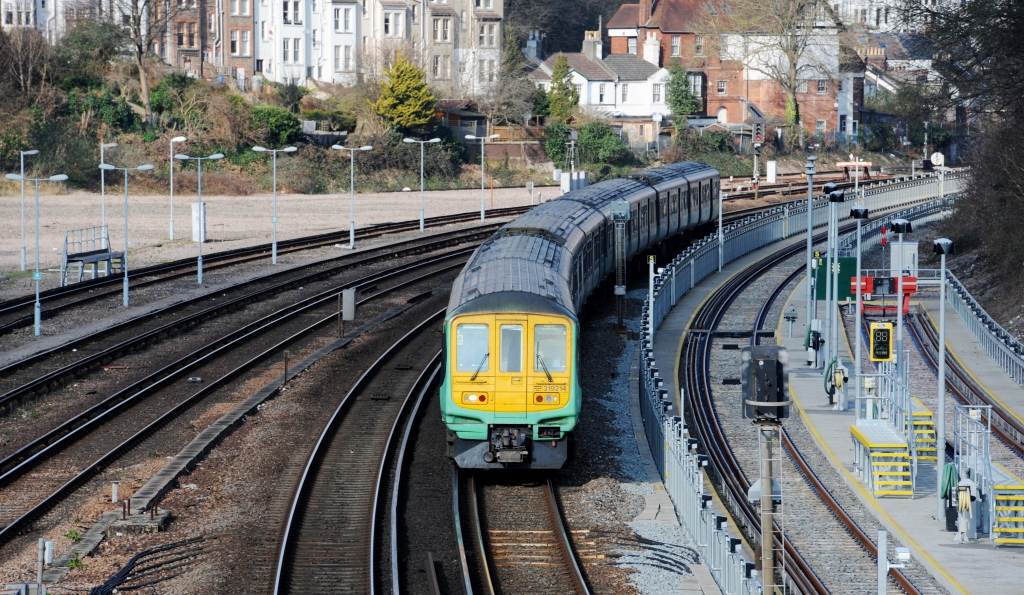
850, 425, 908, 449
782, 284, 970, 595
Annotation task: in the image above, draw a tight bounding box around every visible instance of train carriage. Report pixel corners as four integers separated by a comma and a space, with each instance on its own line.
442, 162, 720, 469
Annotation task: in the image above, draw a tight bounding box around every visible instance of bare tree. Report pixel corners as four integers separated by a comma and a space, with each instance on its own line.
110, 0, 182, 123
473, 26, 535, 130
700, 0, 839, 132
0, 27, 50, 96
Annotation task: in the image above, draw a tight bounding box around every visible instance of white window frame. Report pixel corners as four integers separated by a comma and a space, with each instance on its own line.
282, 38, 289, 62
670, 36, 680, 56
815, 119, 826, 134
695, 35, 704, 56
652, 83, 661, 103
717, 80, 726, 95
230, 0, 238, 15
688, 73, 702, 97
241, 29, 250, 55
598, 83, 605, 103
293, 37, 299, 62
334, 45, 341, 71
817, 79, 827, 94
344, 45, 352, 70
344, 7, 351, 31
334, 8, 339, 30
621, 83, 628, 102
242, 0, 249, 16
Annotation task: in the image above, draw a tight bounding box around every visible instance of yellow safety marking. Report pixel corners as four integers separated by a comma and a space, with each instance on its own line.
994, 518, 1024, 522
873, 472, 912, 476
874, 490, 915, 496
912, 397, 933, 416
994, 538, 1024, 544
996, 495, 1024, 501
851, 425, 907, 448
872, 462, 910, 466
870, 452, 909, 458
784, 282, 970, 595
993, 528, 1024, 533
996, 507, 1024, 511
920, 307, 1024, 431
994, 461, 1024, 486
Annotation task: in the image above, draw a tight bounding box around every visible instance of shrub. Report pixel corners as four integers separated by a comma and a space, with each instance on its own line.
577, 121, 630, 165
544, 122, 570, 168
301, 108, 356, 132
251, 106, 302, 146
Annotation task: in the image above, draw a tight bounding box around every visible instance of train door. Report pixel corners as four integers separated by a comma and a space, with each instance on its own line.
494, 316, 528, 421
527, 317, 571, 414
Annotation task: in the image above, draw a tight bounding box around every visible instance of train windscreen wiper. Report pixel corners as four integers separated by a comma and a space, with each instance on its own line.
536, 355, 554, 382
470, 353, 489, 381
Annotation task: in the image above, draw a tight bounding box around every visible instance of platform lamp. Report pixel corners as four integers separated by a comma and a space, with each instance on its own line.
252, 145, 297, 264
827, 184, 845, 372
173, 152, 224, 284
891, 218, 912, 382
466, 134, 500, 222
5, 172, 69, 336
850, 205, 869, 418
330, 144, 373, 250
402, 137, 441, 232
169, 136, 186, 240
933, 237, 954, 518
18, 149, 39, 271
99, 163, 154, 307
804, 156, 817, 332
100, 142, 118, 248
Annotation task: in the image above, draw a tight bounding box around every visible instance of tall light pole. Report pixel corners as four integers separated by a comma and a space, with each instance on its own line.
851, 205, 869, 418
330, 144, 373, 249
826, 184, 845, 376
19, 149, 39, 271
805, 156, 817, 330
892, 218, 912, 382
173, 153, 225, 284
169, 136, 186, 240
6, 172, 69, 336
466, 134, 500, 221
252, 145, 297, 264
934, 238, 954, 518
402, 137, 441, 232
99, 163, 154, 306
100, 142, 118, 248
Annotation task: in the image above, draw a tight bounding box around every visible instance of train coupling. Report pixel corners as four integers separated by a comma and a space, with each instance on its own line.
483, 427, 529, 464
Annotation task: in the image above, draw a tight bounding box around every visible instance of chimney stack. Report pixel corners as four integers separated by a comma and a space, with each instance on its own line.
524, 30, 544, 62
581, 30, 603, 62
639, 0, 652, 28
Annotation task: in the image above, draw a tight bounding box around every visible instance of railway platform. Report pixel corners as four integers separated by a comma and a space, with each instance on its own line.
777, 281, 1024, 595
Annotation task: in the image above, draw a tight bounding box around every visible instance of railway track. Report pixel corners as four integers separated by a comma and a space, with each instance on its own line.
454, 470, 589, 595
273, 312, 444, 595
0, 206, 531, 335
682, 229, 932, 594
0, 250, 468, 547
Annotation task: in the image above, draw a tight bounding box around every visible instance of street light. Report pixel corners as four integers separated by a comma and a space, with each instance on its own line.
173, 153, 225, 284
99, 163, 154, 307
330, 144, 373, 249
402, 137, 441, 232
804, 156, 817, 334
5, 172, 69, 336
851, 205, 869, 419
18, 149, 39, 271
100, 142, 118, 248
933, 237, 954, 519
826, 184, 845, 380
466, 134, 500, 221
252, 146, 298, 264
169, 136, 186, 240
891, 218, 912, 382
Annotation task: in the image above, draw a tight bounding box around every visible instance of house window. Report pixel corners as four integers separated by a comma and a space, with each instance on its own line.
478, 59, 486, 82
261, 21, 266, 39
283, 38, 289, 62
334, 45, 341, 70
432, 55, 440, 76
598, 83, 605, 103
242, 0, 249, 15
230, 0, 238, 15
334, 8, 339, 30
187, 22, 196, 47
851, 120, 858, 135
293, 37, 299, 62
478, 23, 495, 46
652, 83, 662, 102
488, 59, 495, 82
621, 83, 628, 102
384, 11, 402, 36
344, 7, 351, 31
177, 22, 184, 46
796, 80, 807, 93
294, 1, 301, 23
671, 35, 680, 56
688, 73, 702, 97
627, 37, 637, 54
283, 0, 290, 23
312, 30, 317, 44
209, 12, 215, 32
575, 84, 582, 97
231, 30, 238, 54
717, 80, 726, 95
344, 45, 352, 70
875, 7, 881, 26
695, 35, 704, 56
474, 0, 492, 7
434, 18, 450, 41
242, 30, 250, 55
815, 119, 826, 134
817, 79, 827, 94
311, 0, 316, 12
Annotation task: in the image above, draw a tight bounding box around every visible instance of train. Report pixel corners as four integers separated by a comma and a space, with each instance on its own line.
441, 161, 721, 469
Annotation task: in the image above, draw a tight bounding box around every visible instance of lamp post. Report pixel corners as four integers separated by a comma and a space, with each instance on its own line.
934, 238, 954, 517
19, 149, 39, 271
252, 145, 298, 264
5, 172, 69, 336
805, 157, 817, 330
402, 137, 441, 232
330, 144, 373, 249
169, 136, 186, 240
466, 134, 500, 221
826, 184, 845, 376
99, 163, 154, 307
100, 142, 118, 248
891, 218, 912, 382
851, 205, 869, 418
173, 153, 225, 284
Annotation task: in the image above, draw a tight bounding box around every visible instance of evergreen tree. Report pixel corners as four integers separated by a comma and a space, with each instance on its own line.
372, 52, 438, 130
547, 55, 579, 123
666, 64, 700, 121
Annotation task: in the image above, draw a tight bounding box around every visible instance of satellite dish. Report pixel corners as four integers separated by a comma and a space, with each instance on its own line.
930, 152, 944, 166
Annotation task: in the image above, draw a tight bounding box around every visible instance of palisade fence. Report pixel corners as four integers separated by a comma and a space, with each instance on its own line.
636, 169, 967, 594
947, 273, 1024, 391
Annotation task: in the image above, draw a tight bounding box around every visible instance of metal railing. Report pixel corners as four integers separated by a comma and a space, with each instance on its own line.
946, 272, 1024, 388
637, 169, 968, 594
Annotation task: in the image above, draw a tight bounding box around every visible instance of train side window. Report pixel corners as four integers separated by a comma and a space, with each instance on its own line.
456, 324, 489, 373
499, 324, 523, 372
534, 324, 567, 373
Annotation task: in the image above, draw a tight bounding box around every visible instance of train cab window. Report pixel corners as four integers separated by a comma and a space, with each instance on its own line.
534, 325, 567, 373
499, 325, 523, 372
456, 324, 489, 373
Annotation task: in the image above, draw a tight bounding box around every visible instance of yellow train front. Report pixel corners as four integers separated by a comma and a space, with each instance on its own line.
442, 162, 720, 469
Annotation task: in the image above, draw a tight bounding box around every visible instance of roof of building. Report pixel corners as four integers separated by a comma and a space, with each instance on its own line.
607, 4, 640, 28
541, 53, 614, 81
648, 0, 712, 33
600, 54, 660, 80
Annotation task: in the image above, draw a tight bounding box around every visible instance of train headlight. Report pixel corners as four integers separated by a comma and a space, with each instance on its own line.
462, 392, 487, 404
534, 393, 560, 404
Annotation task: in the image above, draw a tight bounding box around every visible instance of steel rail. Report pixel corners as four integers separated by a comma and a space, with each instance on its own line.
543, 478, 591, 595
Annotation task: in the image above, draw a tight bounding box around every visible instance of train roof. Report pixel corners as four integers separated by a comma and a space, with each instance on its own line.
627, 161, 718, 187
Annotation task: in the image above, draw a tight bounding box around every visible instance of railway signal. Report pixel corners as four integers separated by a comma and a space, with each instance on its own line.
869, 322, 894, 362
